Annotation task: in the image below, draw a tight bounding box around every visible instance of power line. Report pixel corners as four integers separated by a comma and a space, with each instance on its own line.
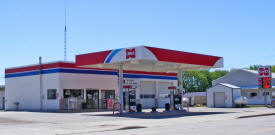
230, 54, 275, 68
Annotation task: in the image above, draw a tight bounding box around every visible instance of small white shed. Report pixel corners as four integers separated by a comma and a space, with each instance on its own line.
207, 83, 241, 108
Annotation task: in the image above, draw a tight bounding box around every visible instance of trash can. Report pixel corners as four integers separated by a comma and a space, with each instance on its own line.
82, 102, 87, 109
165, 103, 170, 111
136, 104, 142, 112
151, 107, 157, 112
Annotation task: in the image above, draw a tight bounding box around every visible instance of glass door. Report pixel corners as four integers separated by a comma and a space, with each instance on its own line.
101, 90, 115, 109
86, 90, 99, 109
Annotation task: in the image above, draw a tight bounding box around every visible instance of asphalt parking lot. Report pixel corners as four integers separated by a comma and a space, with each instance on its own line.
0, 107, 275, 135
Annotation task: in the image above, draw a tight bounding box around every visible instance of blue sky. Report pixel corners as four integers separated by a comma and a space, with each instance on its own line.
1, 0, 275, 85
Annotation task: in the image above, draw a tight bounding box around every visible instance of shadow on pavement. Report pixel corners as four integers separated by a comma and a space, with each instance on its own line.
84, 111, 234, 119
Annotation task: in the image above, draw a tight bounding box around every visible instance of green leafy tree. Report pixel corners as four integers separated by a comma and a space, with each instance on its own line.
248, 65, 275, 73
182, 70, 228, 92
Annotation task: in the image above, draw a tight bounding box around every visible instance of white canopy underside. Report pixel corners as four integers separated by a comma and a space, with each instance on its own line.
79, 60, 214, 72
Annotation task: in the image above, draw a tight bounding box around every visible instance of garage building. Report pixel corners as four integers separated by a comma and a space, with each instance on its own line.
213, 69, 275, 105
207, 83, 241, 108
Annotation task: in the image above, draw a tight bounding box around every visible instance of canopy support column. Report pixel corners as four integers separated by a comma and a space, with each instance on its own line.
178, 70, 184, 110
119, 64, 124, 112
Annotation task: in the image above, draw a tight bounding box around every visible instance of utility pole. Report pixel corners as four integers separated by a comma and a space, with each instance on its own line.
264, 89, 267, 107
39, 57, 43, 111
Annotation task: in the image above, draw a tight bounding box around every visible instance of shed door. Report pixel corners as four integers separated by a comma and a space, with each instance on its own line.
140, 81, 155, 109
214, 92, 225, 108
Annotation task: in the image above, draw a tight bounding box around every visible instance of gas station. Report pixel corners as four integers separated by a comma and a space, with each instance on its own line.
4, 46, 223, 112
76, 46, 223, 112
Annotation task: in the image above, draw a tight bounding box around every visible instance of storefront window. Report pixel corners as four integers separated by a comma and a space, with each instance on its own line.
47, 89, 57, 99
63, 89, 84, 99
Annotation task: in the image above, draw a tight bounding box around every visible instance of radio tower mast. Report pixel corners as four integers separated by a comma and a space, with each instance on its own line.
64, 0, 67, 61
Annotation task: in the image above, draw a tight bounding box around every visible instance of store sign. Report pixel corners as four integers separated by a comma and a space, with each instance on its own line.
258, 66, 272, 78
126, 48, 136, 59
258, 66, 272, 89
124, 79, 138, 88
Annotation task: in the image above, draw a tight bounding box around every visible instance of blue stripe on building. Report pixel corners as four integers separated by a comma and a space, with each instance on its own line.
5, 68, 177, 80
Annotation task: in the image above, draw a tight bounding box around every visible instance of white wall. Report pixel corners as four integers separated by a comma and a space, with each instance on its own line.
5, 73, 60, 111
60, 73, 118, 91
5, 75, 41, 110
241, 89, 273, 105
42, 73, 60, 110
207, 85, 234, 108
5, 71, 177, 110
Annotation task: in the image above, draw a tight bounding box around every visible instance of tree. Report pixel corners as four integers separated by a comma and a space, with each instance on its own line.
182, 70, 209, 92
248, 65, 275, 73
182, 70, 229, 92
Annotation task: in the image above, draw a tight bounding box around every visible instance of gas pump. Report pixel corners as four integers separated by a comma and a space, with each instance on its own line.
168, 86, 182, 110
123, 85, 136, 112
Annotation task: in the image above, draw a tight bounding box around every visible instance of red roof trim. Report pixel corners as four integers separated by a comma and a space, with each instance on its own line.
76, 50, 112, 66
145, 46, 221, 67
5, 62, 177, 77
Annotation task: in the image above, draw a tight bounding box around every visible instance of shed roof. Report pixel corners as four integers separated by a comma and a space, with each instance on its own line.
213, 69, 275, 84
219, 83, 240, 89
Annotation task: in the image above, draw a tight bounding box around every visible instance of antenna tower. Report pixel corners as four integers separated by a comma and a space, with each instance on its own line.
64, 0, 67, 61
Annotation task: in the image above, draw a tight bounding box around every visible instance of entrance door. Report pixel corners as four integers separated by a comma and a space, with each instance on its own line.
86, 90, 99, 109
101, 90, 115, 109
214, 92, 225, 108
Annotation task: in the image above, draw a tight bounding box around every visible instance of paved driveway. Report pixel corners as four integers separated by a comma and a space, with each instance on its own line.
0, 107, 274, 135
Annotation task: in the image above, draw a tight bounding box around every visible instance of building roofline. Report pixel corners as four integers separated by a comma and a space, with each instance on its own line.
212, 69, 241, 83
212, 68, 275, 84
5, 61, 75, 70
